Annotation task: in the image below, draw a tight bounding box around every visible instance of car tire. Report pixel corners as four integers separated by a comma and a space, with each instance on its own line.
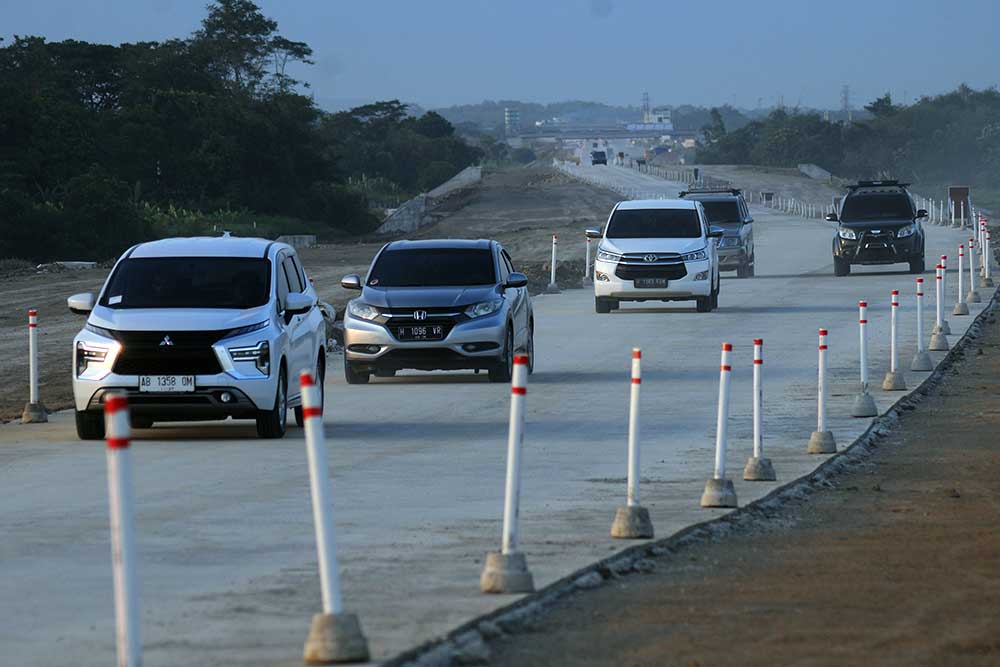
909, 257, 925, 274
489, 327, 514, 383
344, 356, 370, 385
130, 415, 154, 429
526, 322, 535, 375
256, 366, 287, 439
295, 353, 325, 427
695, 295, 712, 312
373, 368, 396, 378
710, 281, 719, 310
736, 261, 751, 278
834, 257, 851, 277
595, 297, 612, 314
75, 409, 105, 440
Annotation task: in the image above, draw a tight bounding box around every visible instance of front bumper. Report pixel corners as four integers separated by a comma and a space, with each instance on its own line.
593, 258, 712, 300
717, 246, 748, 269
835, 234, 921, 265
344, 311, 507, 371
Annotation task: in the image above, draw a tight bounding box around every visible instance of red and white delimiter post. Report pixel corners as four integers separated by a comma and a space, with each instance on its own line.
851, 301, 878, 417
21, 309, 47, 423
481, 355, 536, 593
582, 234, 593, 286
701, 343, 738, 507
545, 234, 560, 293
744, 339, 776, 480
299, 371, 370, 664
985, 228, 994, 287
882, 290, 906, 390
936, 255, 951, 334
611, 349, 655, 538
954, 245, 969, 316
967, 238, 981, 303
807, 329, 836, 453
929, 265, 950, 351
911, 277, 933, 371
104, 395, 141, 667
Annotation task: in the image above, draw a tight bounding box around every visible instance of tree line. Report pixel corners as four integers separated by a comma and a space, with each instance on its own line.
0, 0, 481, 262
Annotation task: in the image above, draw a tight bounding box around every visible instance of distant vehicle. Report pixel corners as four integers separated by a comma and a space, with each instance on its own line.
591, 150, 608, 165
592, 142, 599, 148
68, 236, 326, 440
826, 180, 926, 276
588, 200, 724, 313
341, 239, 534, 383
679, 187, 755, 277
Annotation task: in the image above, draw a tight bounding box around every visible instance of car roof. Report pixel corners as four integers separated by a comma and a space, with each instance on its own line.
130, 236, 278, 259
617, 199, 697, 210
386, 239, 495, 251
683, 192, 740, 201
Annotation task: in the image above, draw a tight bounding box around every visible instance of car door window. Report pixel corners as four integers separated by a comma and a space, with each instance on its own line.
290, 254, 308, 290
282, 256, 303, 293
276, 255, 290, 307
498, 250, 511, 282
501, 250, 515, 275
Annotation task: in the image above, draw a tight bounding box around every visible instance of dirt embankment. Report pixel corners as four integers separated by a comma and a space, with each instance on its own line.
487, 307, 1000, 667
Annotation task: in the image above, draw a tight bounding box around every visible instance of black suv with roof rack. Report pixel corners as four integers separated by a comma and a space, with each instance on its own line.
826, 180, 926, 276
678, 187, 755, 277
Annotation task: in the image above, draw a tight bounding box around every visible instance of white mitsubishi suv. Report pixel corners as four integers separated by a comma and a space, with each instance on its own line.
67, 236, 326, 440
587, 199, 723, 313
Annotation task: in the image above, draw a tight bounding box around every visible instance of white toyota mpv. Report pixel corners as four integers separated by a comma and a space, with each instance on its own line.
588, 199, 724, 313
67, 236, 327, 440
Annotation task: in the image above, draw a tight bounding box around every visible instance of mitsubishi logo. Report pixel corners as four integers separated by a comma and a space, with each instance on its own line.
413, 310, 428, 321
159, 335, 174, 347
643, 254, 658, 263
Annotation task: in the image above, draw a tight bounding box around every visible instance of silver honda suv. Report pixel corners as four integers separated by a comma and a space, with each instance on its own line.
67, 236, 326, 440
341, 239, 534, 383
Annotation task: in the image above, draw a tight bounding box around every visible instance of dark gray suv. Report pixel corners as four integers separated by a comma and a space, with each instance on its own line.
341, 240, 534, 383
679, 188, 755, 277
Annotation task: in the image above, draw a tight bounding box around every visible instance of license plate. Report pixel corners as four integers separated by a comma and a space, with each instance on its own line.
139, 375, 195, 392
397, 325, 445, 341
634, 278, 668, 288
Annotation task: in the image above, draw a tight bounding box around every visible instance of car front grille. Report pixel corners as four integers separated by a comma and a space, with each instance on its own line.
110, 330, 226, 375
615, 263, 688, 281
378, 306, 464, 342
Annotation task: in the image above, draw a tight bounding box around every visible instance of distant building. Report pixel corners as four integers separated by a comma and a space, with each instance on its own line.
504, 107, 521, 136
626, 105, 673, 132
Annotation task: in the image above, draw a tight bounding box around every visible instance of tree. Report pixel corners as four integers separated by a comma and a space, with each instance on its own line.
865, 93, 899, 118
411, 111, 454, 139
701, 107, 727, 143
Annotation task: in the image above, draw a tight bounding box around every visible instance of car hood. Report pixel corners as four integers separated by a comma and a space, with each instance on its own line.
839, 219, 913, 230
601, 237, 706, 254
360, 285, 500, 309
88, 305, 272, 332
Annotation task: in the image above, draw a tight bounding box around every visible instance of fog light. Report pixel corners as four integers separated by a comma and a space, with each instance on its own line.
595, 270, 611, 282
348, 344, 381, 354
694, 271, 709, 281
463, 342, 500, 353
220, 392, 232, 403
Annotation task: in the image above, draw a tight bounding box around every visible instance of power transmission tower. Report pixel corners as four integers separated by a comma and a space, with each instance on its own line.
841, 84, 851, 122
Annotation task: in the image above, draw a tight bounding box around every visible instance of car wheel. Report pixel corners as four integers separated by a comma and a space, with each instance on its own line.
256, 366, 287, 439
834, 257, 851, 277
696, 296, 711, 313
527, 322, 535, 375
736, 261, 750, 278
489, 327, 514, 383
373, 368, 396, 378
75, 409, 105, 440
595, 297, 612, 314
909, 257, 925, 274
295, 353, 325, 427
344, 355, 370, 385
130, 415, 154, 429
710, 282, 719, 310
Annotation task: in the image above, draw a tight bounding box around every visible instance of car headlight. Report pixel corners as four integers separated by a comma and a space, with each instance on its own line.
596, 248, 622, 262
228, 340, 270, 375
896, 224, 916, 238
680, 249, 707, 261
347, 301, 380, 321
222, 320, 269, 340
719, 237, 741, 248
464, 300, 503, 319
838, 227, 857, 240
76, 341, 110, 377
85, 323, 116, 339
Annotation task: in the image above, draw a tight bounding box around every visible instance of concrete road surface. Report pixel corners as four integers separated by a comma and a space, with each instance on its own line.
0, 169, 988, 665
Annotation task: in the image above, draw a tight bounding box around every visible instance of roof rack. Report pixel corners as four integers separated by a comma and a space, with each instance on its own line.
846, 180, 910, 190
678, 187, 742, 197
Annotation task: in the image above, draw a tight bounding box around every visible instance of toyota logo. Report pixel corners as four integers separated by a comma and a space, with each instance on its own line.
413, 310, 428, 321
159, 335, 174, 347
643, 254, 658, 263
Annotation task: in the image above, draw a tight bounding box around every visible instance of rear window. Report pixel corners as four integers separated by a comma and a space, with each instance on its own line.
841, 193, 913, 222
100, 257, 271, 309
697, 200, 742, 224
606, 208, 702, 239
592, 151, 606, 159
368, 248, 496, 287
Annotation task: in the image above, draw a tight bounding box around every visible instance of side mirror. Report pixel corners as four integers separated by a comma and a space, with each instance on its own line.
284, 292, 315, 316
340, 274, 362, 291
745, 217, 754, 224
585, 228, 603, 240
708, 226, 725, 239
68, 292, 96, 315
505, 272, 528, 289
916, 209, 928, 219
825, 213, 839, 222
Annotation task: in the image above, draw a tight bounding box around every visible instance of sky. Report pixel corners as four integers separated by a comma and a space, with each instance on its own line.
3, 0, 998, 111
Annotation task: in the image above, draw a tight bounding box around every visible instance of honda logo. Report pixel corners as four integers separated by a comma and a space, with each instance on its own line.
643, 254, 658, 263
159, 335, 174, 347
413, 310, 428, 321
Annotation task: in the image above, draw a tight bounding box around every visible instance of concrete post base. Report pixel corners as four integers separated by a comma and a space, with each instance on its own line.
581, 276, 593, 288
981, 276, 994, 288
743, 456, 776, 481
967, 290, 981, 303
544, 283, 561, 294
932, 320, 952, 335
480, 552, 535, 594
928, 332, 950, 351
910, 351, 934, 372
610, 505, 654, 539
807, 430, 836, 454
303, 612, 370, 665
700, 478, 738, 508
21, 402, 48, 424
881, 370, 906, 391
851, 391, 878, 417
953, 301, 970, 316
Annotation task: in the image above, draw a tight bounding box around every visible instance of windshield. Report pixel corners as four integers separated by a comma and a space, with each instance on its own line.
592, 151, 606, 159
841, 193, 913, 222
100, 257, 271, 309
368, 248, 496, 287
606, 208, 702, 239
697, 200, 742, 225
